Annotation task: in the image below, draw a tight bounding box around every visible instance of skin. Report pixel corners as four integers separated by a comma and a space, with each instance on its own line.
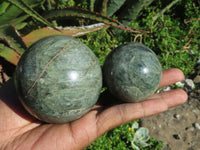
0, 68, 188, 150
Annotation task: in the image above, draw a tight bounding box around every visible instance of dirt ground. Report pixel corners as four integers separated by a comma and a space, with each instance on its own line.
141, 91, 200, 150
141, 65, 200, 150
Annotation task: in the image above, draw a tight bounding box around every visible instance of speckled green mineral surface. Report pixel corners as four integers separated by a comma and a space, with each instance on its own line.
103, 43, 162, 102
15, 35, 102, 123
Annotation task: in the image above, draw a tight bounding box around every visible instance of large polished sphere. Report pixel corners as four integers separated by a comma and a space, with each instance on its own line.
15, 35, 102, 123
103, 43, 162, 102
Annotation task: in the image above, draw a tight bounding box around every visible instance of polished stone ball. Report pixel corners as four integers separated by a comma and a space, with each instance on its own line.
15, 35, 102, 123
103, 43, 162, 102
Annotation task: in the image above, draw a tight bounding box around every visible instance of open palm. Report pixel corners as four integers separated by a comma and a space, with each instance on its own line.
0, 69, 187, 150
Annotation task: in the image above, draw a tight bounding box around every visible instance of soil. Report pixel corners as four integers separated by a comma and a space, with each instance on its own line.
141, 64, 200, 150
0, 61, 200, 150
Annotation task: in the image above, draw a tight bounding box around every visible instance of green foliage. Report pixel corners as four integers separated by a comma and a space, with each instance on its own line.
7, 0, 57, 30
56, 0, 75, 7
0, 1, 10, 15
100, 0, 199, 75
0, 25, 26, 65
0, 0, 145, 66
84, 121, 163, 150
42, 7, 139, 33
116, 0, 154, 26
131, 127, 150, 149
79, 29, 119, 66
0, 2, 26, 28
0, 0, 45, 28
106, 0, 125, 17
137, 0, 200, 75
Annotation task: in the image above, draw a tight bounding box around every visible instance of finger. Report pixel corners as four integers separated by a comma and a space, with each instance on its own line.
138, 89, 188, 117
158, 68, 185, 89
96, 89, 187, 136
97, 68, 185, 107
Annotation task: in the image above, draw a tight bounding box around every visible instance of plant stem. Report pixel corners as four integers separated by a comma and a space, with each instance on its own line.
101, 0, 108, 15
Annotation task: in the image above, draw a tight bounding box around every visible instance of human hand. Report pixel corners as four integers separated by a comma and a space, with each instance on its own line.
0, 68, 187, 150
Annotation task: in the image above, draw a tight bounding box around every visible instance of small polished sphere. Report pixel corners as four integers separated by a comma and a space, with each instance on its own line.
15, 35, 102, 123
103, 43, 162, 102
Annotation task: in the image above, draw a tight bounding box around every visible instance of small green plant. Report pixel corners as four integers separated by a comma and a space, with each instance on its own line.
79, 29, 121, 65
131, 125, 150, 150
138, 0, 200, 75
85, 120, 163, 150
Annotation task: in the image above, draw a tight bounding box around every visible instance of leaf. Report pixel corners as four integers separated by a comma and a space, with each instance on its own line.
0, 15, 29, 30
101, 0, 108, 16
43, 7, 148, 33
0, 44, 21, 66
0, 0, 44, 27
131, 141, 140, 150
107, 0, 126, 17
0, 1, 10, 15
152, 0, 181, 25
131, 121, 139, 130
7, 0, 58, 31
0, 25, 26, 65
90, 0, 95, 11
15, 22, 28, 30
22, 23, 108, 47
133, 127, 150, 148
117, 0, 154, 25
0, 3, 25, 26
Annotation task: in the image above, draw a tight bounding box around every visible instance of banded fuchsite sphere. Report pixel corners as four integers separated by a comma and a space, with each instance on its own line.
15, 35, 102, 123
103, 43, 162, 102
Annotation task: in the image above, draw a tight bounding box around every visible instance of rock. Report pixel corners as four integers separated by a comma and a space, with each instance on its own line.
173, 134, 181, 140
194, 75, 200, 84
163, 86, 172, 92
15, 35, 102, 123
185, 79, 195, 89
156, 86, 172, 93
189, 92, 196, 97
175, 81, 185, 88
193, 123, 200, 130
185, 127, 195, 132
103, 43, 162, 102
173, 114, 180, 120
197, 89, 200, 93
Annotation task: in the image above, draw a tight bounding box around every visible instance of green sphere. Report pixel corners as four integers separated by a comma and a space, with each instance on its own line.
15, 35, 102, 123
103, 43, 162, 102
